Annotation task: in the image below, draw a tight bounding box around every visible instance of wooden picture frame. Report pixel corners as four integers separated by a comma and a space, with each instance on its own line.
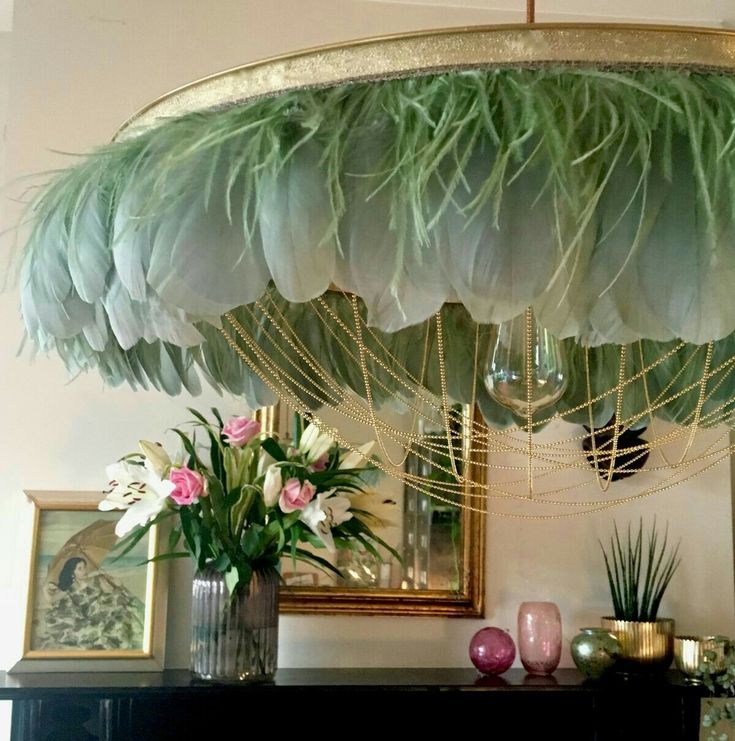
10, 490, 168, 673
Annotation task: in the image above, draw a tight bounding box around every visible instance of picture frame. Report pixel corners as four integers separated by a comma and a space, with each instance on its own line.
10, 490, 168, 673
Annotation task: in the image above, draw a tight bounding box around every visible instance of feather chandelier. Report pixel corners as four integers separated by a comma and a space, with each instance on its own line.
17, 10, 735, 517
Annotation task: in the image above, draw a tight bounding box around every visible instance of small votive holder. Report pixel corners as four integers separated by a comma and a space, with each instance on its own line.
674, 635, 728, 683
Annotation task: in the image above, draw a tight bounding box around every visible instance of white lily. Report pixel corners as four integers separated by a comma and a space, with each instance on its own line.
138, 440, 172, 478
339, 441, 376, 470
298, 423, 334, 464
99, 459, 175, 537
262, 464, 282, 508
299, 492, 353, 552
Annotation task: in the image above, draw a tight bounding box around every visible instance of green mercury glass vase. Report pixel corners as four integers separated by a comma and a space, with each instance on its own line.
571, 627, 621, 680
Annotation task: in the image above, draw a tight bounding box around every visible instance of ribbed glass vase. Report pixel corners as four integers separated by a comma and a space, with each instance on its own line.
190, 566, 279, 682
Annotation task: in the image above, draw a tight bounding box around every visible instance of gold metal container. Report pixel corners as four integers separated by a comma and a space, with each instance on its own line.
600, 618, 675, 671
674, 635, 728, 683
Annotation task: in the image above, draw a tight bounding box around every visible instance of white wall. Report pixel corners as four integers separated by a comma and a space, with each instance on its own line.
0, 31, 9, 266
1, 0, 733, 708
369, 0, 732, 25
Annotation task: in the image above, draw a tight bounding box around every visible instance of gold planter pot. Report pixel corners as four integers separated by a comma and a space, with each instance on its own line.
600, 618, 675, 672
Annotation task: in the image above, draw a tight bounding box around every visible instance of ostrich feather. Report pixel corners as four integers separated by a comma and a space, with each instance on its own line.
17, 68, 735, 427
259, 141, 337, 303
68, 186, 112, 303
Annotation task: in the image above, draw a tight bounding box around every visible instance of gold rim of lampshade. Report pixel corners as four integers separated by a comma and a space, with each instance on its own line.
115, 23, 735, 140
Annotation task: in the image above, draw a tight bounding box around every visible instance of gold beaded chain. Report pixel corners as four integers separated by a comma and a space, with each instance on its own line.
351, 294, 428, 469
229, 304, 732, 482
217, 294, 735, 519
314, 294, 475, 436
220, 320, 493, 511
434, 309, 466, 484
639, 340, 715, 467
222, 312, 489, 498
224, 312, 735, 517
249, 294, 735, 456
585, 344, 627, 492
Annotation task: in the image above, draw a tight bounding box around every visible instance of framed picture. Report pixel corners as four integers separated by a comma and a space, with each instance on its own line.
10, 490, 168, 672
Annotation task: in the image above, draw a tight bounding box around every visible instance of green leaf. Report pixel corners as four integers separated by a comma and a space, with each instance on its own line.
185, 408, 226, 485
292, 414, 303, 447
263, 519, 281, 540
170, 428, 204, 468
224, 566, 240, 595
109, 529, 138, 556
209, 433, 225, 487
261, 519, 285, 553
241, 525, 262, 558
109, 518, 157, 562
292, 547, 343, 579
210, 552, 231, 571
261, 437, 287, 461
352, 532, 381, 560
238, 562, 254, 589
300, 530, 327, 549
306, 470, 364, 486
147, 552, 190, 562
186, 407, 214, 429
361, 529, 401, 562
290, 524, 300, 564
224, 488, 243, 507
339, 515, 397, 560
206, 474, 230, 532
167, 526, 182, 552
281, 510, 301, 529
179, 506, 200, 561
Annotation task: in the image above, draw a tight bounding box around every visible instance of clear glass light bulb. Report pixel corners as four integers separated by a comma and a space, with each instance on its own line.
483, 310, 568, 418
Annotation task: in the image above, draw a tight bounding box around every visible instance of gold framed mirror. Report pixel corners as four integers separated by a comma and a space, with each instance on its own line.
256, 403, 486, 617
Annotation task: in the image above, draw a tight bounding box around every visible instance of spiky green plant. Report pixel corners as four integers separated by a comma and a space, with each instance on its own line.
599, 519, 680, 621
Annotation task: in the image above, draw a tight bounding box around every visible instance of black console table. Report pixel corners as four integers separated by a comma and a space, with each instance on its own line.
0, 668, 705, 741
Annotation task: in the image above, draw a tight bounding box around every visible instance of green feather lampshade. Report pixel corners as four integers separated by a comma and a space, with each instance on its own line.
17, 24, 735, 514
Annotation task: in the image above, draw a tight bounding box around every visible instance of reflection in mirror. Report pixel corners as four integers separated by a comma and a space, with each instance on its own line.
256, 400, 486, 616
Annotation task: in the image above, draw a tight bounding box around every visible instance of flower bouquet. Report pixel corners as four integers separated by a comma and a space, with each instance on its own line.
101, 407, 395, 589
100, 407, 396, 681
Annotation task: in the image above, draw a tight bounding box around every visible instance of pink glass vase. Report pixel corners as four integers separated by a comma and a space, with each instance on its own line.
517, 601, 562, 675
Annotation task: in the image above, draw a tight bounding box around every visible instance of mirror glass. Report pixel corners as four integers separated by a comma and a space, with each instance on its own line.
257, 401, 486, 616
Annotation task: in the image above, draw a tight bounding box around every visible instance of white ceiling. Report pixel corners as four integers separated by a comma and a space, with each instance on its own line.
369, 0, 732, 25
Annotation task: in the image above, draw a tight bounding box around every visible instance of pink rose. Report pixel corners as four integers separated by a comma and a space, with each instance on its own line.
222, 417, 261, 447
169, 466, 207, 505
311, 454, 329, 472
279, 478, 316, 513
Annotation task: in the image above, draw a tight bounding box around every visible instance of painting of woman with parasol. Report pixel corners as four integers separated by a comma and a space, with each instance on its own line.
27, 499, 152, 654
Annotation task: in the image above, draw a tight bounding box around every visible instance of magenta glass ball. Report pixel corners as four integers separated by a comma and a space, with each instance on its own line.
469, 627, 516, 675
